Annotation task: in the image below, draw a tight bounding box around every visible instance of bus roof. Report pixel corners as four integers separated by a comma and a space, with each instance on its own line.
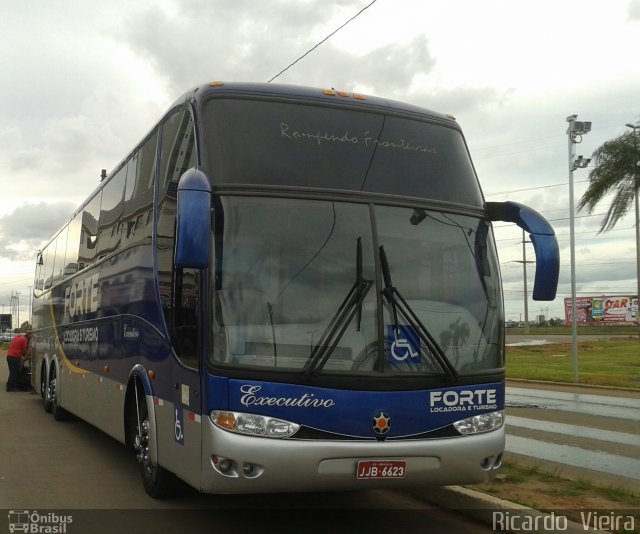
39, 82, 465, 252
179, 81, 459, 129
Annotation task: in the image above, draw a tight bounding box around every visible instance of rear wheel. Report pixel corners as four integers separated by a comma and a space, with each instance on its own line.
133, 383, 175, 498
43, 362, 57, 413
49, 365, 70, 421
48, 364, 70, 421
40, 363, 51, 413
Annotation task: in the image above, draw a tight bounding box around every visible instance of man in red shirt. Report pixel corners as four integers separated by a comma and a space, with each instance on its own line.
6, 330, 32, 392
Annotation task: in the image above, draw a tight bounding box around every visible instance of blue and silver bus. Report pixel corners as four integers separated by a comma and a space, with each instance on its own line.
31, 82, 559, 497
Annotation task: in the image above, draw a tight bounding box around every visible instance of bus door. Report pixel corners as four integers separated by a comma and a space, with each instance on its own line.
167, 266, 203, 485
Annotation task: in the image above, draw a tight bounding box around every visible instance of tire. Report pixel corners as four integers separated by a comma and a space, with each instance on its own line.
43, 363, 53, 413
133, 386, 175, 498
49, 364, 71, 421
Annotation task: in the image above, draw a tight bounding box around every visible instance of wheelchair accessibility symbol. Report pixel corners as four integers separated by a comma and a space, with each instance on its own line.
174, 407, 184, 444
387, 325, 421, 364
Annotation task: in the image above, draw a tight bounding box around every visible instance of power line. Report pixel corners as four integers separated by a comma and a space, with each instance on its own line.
492, 212, 610, 230
495, 226, 635, 243
267, 0, 379, 83
486, 180, 588, 197
471, 122, 627, 153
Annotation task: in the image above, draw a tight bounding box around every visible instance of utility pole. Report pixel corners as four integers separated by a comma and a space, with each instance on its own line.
27, 285, 32, 326
515, 230, 534, 334
10, 292, 17, 331
566, 115, 592, 382
625, 122, 640, 337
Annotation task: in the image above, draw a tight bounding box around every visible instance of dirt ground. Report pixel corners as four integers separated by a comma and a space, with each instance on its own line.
469, 462, 640, 531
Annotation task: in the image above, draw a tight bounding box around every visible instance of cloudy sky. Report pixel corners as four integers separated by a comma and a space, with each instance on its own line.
1, 0, 639, 326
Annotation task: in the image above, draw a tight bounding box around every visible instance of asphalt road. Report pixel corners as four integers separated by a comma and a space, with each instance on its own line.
0, 351, 493, 534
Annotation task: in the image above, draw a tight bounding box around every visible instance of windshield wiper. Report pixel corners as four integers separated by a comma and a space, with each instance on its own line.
304, 237, 373, 378
379, 245, 458, 380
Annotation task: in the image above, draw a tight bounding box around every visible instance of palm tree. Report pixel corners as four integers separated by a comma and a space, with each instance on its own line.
578, 124, 639, 331
578, 129, 639, 232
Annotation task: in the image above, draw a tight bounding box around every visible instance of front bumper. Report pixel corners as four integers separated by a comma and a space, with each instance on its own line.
199, 418, 504, 493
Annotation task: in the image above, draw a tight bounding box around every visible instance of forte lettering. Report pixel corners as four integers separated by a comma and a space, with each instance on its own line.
429, 388, 499, 413
64, 273, 100, 320
430, 389, 497, 406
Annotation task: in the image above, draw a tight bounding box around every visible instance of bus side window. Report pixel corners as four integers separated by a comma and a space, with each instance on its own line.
174, 268, 200, 368
65, 213, 82, 276
121, 131, 157, 248
97, 166, 126, 259
38, 245, 50, 291
157, 108, 198, 368
43, 236, 57, 289
79, 192, 102, 267
34, 251, 43, 294
52, 226, 68, 286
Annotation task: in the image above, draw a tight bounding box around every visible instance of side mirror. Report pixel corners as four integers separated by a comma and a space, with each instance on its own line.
175, 168, 211, 269
486, 201, 559, 301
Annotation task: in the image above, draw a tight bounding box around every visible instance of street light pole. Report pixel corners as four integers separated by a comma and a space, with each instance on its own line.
27, 285, 32, 326
566, 115, 592, 383
626, 122, 640, 334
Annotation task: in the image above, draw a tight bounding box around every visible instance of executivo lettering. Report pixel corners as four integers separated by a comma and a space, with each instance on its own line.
239, 385, 336, 408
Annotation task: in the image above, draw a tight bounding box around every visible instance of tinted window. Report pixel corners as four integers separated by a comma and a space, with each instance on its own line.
79, 192, 101, 269
122, 131, 157, 247
38, 245, 51, 290
97, 167, 126, 258
157, 109, 199, 367
203, 99, 482, 206
43, 236, 57, 289
138, 131, 158, 194
123, 157, 138, 203
52, 226, 68, 286
159, 109, 196, 190
211, 197, 377, 372
34, 252, 44, 292
65, 213, 82, 277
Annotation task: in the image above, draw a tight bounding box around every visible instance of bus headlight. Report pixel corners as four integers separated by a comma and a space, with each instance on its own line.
210, 410, 300, 439
453, 411, 504, 435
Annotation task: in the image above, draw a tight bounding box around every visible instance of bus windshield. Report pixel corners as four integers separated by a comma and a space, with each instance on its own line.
203, 98, 483, 207
210, 196, 503, 380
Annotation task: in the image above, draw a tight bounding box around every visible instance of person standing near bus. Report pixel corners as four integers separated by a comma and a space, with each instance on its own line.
6, 330, 32, 392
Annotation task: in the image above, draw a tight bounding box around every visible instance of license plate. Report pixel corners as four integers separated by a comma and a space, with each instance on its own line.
356, 460, 406, 479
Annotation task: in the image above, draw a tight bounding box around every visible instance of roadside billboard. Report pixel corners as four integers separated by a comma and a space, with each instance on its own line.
564, 295, 638, 324
0, 313, 11, 331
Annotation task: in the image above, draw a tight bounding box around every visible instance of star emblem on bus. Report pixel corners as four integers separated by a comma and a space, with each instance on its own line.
372, 412, 391, 435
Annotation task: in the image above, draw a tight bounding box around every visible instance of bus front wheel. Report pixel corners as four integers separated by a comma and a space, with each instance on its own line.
133, 390, 175, 498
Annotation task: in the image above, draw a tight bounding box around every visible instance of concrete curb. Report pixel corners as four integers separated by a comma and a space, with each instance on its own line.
416, 485, 608, 533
